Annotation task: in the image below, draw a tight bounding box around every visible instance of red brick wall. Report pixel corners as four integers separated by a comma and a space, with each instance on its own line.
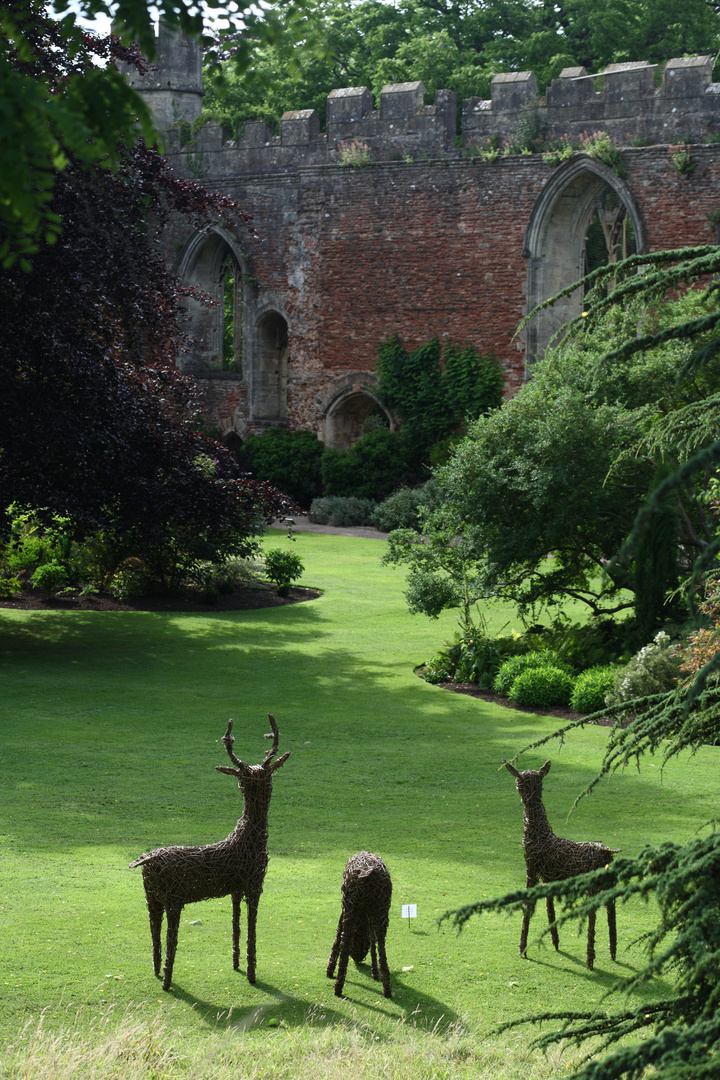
167, 145, 720, 435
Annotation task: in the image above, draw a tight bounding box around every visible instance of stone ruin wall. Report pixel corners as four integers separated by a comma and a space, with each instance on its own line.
128, 30, 720, 446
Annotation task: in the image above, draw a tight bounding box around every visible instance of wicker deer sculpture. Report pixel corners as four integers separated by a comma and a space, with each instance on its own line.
503, 759, 618, 970
326, 851, 392, 998
130, 714, 290, 990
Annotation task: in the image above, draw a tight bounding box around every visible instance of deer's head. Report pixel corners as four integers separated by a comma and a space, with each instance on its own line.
503, 758, 551, 804
216, 714, 291, 807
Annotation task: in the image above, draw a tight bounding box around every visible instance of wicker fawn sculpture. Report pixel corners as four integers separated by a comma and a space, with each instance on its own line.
503, 759, 619, 970
327, 851, 393, 998
129, 714, 290, 990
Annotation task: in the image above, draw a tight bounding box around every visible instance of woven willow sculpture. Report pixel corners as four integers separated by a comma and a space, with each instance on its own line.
503, 759, 618, 969
326, 851, 392, 998
130, 714, 290, 990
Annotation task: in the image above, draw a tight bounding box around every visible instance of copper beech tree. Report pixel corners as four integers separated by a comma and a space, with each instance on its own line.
0, 15, 293, 566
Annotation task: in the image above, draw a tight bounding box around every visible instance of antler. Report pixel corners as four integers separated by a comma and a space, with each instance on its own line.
262, 713, 291, 772
215, 719, 248, 778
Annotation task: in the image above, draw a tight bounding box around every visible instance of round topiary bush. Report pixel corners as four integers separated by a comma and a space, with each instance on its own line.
570, 665, 617, 713
493, 651, 570, 697
508, 665, 574, 708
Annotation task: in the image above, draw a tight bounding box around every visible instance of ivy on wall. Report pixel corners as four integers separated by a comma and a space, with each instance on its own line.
375, 333, 503, 450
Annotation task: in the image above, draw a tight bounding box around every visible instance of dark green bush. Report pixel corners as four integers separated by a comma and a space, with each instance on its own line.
371, 479, 443, 532
243, 428, 324, 507
107, 562, 153, 601
320, 428, 417, 501
264, 548, 304, 596
520, 618, 638, 671
309, 496, 377, 527
570, 665, 617, 713
420, 629, 525, 688
493, 651, 570, 696
30, 561, 68, 597
508, 665, 574, 708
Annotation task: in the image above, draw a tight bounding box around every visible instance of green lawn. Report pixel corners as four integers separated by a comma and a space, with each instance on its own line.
1, 530, 718, 1076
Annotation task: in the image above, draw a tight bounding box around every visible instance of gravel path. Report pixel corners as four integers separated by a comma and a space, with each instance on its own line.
271, 517, 389, 540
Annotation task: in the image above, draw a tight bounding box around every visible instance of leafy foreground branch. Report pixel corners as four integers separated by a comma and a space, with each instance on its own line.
438, 241, 720, 1079
443, 830, 720, 1080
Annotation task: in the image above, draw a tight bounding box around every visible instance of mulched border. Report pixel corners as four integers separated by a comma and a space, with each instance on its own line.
428, 679, 620, 726
0, 584, 323, 613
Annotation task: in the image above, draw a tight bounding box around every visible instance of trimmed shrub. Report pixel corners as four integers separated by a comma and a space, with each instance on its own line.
264, 549, 304, 596
242, 428, 324, 507
371, 479, 443, 532
320, 428, 417, 501
309, 496, 376, 527
570, 665, 617, 713
509, 665, 574, 708
493, 651, 570, 696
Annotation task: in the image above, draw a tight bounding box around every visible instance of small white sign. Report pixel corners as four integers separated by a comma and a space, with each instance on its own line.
401, 904, 417, 919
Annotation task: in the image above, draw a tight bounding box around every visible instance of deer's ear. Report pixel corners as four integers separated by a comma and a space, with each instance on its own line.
540, 760, 551, 776
503, 759, 520, 777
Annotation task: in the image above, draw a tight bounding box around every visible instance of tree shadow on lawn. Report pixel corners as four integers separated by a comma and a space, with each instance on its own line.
1, 606, 715, 866
165, 967, 461, 1033
528, 950, 676, 1002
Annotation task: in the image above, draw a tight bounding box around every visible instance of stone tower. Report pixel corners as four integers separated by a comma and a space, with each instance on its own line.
122, 21, 202, 130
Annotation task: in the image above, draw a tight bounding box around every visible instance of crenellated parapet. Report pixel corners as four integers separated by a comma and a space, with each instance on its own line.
162, 80, 458, 175
131, 24, 720, 172
464, 56, 720, 148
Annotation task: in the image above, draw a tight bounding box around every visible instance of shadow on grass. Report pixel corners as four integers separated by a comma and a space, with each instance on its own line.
528, 950, 676, 1001
164, 964, 460, 1032
2, 604, 716, 869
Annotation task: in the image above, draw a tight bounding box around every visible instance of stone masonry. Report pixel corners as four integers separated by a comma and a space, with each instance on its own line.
126, 27, 720, 447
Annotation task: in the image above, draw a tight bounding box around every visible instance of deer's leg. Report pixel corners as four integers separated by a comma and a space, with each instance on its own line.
326, 914, 344, 978
607, 900, 617, 961
231, 893, 242, 971
586, 907, 596, 970
376, 929, 392, 999
546, 896, 560, 950
145, 893, 164, 977
334, 918, 351, 998
246, 892, 259, 984
369, 933, 379, 981
519, 873, 537, 958
162, 904, 182, 991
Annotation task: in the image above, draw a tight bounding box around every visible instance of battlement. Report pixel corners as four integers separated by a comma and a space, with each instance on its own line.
463, 55, 720, 147
163, 80, 458, 175
131, 35, 720, 173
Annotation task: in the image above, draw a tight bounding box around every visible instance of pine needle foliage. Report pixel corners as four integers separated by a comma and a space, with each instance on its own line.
444, 242, 720, 1080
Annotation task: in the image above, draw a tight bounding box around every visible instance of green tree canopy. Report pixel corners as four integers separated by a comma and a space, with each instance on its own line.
386, 284, 720, 630
440, 242, 720, 1080
202, 0, 720, 136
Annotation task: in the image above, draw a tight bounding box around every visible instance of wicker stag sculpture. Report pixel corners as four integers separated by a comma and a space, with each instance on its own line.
129, 714, 290, 990
503, 759, 618, 970
326, 851, 393, 998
